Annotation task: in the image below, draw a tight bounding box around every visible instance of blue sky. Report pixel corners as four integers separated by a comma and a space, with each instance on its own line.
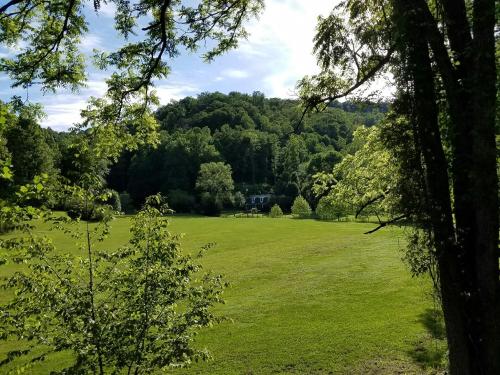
0, 0, 337, 131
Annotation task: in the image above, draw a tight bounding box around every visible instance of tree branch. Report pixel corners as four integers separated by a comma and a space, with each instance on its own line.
416, 0, 458, 104
295, 46, 395, 134
21, 0, 78, 85
355, 193, 387, 218
321, 46, 395, 105
363, 214, 406, 234
0, 0, 23, 15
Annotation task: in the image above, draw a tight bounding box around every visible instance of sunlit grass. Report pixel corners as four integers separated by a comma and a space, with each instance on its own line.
1, 216, 439, 374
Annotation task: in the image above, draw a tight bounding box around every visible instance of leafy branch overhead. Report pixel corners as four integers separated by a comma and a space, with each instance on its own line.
297, 0, 394, 113
0, 0, 263, 91
0, 0, 264, 154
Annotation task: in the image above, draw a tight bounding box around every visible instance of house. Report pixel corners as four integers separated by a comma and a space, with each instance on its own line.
245, 194, 272, 211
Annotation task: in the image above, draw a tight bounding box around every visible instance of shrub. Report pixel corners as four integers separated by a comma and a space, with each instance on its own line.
269, 204, 283, 218
64, 195, 114, 222
0, 195, 226, 373
233, 191, 246, 210
316, 196, 348, 221
291, 195, 312, 218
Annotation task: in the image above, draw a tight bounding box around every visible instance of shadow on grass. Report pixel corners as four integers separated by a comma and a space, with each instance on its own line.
409, 308, 448, 373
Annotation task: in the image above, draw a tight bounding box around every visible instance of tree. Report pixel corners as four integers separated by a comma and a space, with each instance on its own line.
291, 195, 311, 218
276, 135, 309, 197
233, 191, 246, 210
315, 196, 347, 221
5, 115, 55, 185
196, 162, 234, 215
0, 195, 225, 374
313, 125, 399, 224
299, 0, 499, 372
269, 204, 283, 218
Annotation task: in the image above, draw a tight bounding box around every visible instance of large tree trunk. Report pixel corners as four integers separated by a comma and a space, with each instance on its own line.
435, 0, 500, 372
395, 0, 500, 373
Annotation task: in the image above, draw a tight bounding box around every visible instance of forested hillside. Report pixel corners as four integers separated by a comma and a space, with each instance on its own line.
107, 92, 387, 212
0, 93, 387, 215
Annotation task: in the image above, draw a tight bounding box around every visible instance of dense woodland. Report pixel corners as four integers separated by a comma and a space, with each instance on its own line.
1, 93, 387, 214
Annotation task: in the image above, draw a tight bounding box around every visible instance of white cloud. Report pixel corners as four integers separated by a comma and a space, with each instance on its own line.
39, 80, 108, 130
221, 69, 250, 79
81, 34, 103, 52
236, 0, 337, 97
154, 82, 200, 103
41, 100, 88, 131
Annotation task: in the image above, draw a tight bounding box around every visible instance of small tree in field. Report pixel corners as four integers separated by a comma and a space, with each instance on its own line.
0, 195, 226, 374
316, 196, 348, 221
291, 196, 311, 218
233, 191, 246, 210
269, 204, 283, 218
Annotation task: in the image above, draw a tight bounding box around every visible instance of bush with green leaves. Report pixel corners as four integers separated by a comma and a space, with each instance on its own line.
0, 195, 226, 374
64, 196, 113, 222
269, 204, 283, 218
291, 195, 312, 218
315, 196, 348, 221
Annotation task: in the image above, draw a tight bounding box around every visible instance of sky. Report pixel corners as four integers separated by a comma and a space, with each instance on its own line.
0, 0, 338, 131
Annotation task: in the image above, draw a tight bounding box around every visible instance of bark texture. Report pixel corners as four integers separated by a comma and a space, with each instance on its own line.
393, 0, 499, 373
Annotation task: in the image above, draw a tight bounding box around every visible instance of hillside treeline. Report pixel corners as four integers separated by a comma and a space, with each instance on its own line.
0, 93, 387, 214
108, 92, 387, 212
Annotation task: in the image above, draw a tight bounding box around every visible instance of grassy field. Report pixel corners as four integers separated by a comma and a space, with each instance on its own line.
0, 216, 445, 374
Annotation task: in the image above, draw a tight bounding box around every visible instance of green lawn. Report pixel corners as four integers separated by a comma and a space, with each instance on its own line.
0, 216, 442, 374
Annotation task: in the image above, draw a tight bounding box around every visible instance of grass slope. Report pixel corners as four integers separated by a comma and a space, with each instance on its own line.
0, 216, 437, 374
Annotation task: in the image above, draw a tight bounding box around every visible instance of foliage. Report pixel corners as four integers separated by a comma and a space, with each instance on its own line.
233, 191, 246, 210
105, 189, 121, 213
0, 195, 226, 374
199, 191, 223, 217
291, 196, 312, 218
196, 162, 235, 216
313, 125, 399, 221
315, 196, 348, 221
0, 0, 265, 157
112, 92, 387, 210
4, 114, 55, 185
269, 204, 283, 218
126, 127, 221, 205
61, 188, 116, 222
0, 1, 266, 224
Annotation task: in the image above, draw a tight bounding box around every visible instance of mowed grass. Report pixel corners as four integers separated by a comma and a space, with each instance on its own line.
0, 216, 435, 374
